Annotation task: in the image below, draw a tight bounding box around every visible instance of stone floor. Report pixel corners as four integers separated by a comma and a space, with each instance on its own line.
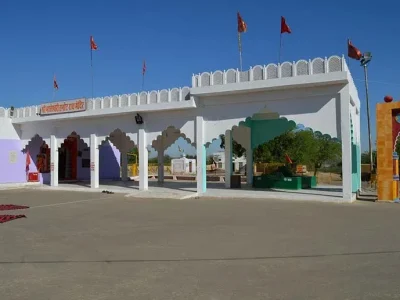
1, 189, 400, 299
33, 179, 345, 202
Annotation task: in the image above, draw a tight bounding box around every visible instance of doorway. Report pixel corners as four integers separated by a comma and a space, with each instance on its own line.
59, 135, 78, 180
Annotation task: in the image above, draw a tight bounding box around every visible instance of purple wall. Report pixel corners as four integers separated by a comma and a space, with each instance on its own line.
0, 138, 121, 184
99, 141, 121, 180
76, 140, 121, 181
0, 139, 28, 184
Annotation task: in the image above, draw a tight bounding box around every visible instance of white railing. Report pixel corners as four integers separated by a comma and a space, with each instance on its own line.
191, 55, 346, 88
0, 86, 191, 119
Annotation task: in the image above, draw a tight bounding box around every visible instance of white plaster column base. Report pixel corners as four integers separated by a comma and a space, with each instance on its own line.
139, 127, 148, 191
50, 135, 58, 187
196, 116, 206, 194
340, 86, 353, 201
90, 134, 99, 189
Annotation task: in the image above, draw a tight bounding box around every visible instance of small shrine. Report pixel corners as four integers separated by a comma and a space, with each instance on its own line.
171, 151, 196, 175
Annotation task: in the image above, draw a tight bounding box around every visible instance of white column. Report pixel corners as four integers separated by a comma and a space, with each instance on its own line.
139, 127, 148, 191
356, 109, 362, 189
196, 116, 206, 194
90, 134, 99, 189
225, 129, 233, 188
121, 151, 128, 181
50, 135, 58, 187
158, 148, 164, 183
340, 86, 353, 201
246, 147, 253, 186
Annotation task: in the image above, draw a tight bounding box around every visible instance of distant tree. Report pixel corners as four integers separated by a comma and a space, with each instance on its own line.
361, 150, 377, 164
219, 134, 246, 158
309, 132, 341, 176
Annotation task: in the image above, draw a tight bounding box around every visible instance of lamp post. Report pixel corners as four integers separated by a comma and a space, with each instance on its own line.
360, 52, 373, 181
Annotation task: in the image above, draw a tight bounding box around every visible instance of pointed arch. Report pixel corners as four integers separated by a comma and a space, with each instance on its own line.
102, 128, 136, 153
151, 126, 195, 152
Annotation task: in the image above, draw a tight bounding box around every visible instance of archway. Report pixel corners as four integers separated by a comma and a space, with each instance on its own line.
202, 111, 343, 197
22, 134, 51, 184
58, 131, 88, 181
102, 129, 136, 182
150, 126, 195, 186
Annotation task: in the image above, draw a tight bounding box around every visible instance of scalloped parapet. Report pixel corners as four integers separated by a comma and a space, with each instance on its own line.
191, 55, 347, 88
3, 86, 192, 119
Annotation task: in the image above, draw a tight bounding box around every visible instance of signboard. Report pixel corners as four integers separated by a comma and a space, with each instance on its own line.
9, 151, 17, 164
50, 162, 54, 171
296, 165, 307, 174
40, 98, 86, 116
90, 162, 95, 171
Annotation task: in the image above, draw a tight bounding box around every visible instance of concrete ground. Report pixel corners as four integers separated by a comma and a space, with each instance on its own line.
1, 189, 400, 299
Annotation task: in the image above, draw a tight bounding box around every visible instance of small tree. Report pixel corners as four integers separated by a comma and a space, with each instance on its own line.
219, 134, 246, 158
310, 132, 341, 176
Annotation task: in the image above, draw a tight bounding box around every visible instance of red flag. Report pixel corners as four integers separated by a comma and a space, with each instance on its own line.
26, 150, 31, 172
347, 39, 362, 60
237, 12, 247, 33
284, 153, 292, 164
90, 36, 98, 50
53, 75, 58, 90
281, 16, 291, 34
142, 60, 146, 75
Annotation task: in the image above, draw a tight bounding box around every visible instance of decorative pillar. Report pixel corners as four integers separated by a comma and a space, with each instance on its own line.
158, 148, 164, 183
340, 86, 353, 201
138, 127, 148, 191
50, 135, 58, 187
393, 152, 399, 202
224, 129, 233, 188
121, 151, 128, 181
90, 134, 99, 188
196, 116, 206, 194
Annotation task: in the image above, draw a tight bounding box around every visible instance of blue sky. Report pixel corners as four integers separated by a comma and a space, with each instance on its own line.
1, 0, 398, 157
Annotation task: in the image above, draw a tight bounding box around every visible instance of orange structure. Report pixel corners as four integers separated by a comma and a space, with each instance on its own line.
376, 96, 400, 201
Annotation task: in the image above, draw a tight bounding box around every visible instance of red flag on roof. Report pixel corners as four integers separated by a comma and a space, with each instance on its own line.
26, 150, 31, 172
53, 75, 58, 90
142, 60, 146, 75
90, 36, 98, 50
237, 12, 247, 33
281, 16, 291, 34
347, 39, 362, 60
284, 153, 293, 164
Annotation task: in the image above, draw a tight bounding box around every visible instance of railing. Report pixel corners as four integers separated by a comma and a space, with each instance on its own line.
0, 55, 349, 119
0, 86, 191, 119
192, 55, 346, 88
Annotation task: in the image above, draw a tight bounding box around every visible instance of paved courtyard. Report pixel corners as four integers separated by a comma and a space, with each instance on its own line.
1, 189, 400, 299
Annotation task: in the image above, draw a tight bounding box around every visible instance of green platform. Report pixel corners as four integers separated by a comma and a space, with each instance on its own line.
253, 175, 302, 190
299, 176, 317, 189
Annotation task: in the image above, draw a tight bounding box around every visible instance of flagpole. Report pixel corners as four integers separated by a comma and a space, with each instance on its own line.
238, 31, 243, 72
279, 33, 283, 64
142, 73, 145, 91
90, 48, 94, 99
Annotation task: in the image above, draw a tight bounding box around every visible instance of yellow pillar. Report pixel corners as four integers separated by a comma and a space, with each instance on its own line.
393, 152, 399, 202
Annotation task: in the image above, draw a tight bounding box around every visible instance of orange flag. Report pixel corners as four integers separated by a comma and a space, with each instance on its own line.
26, 150, 31, 172
53, 75, 58, 90
284, 153, 293, 164
237, 12, 247, 33
142, 60, 146, 75
347, 39, 362, 60
90, 36, 98, 50
281, 16, 291, 34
